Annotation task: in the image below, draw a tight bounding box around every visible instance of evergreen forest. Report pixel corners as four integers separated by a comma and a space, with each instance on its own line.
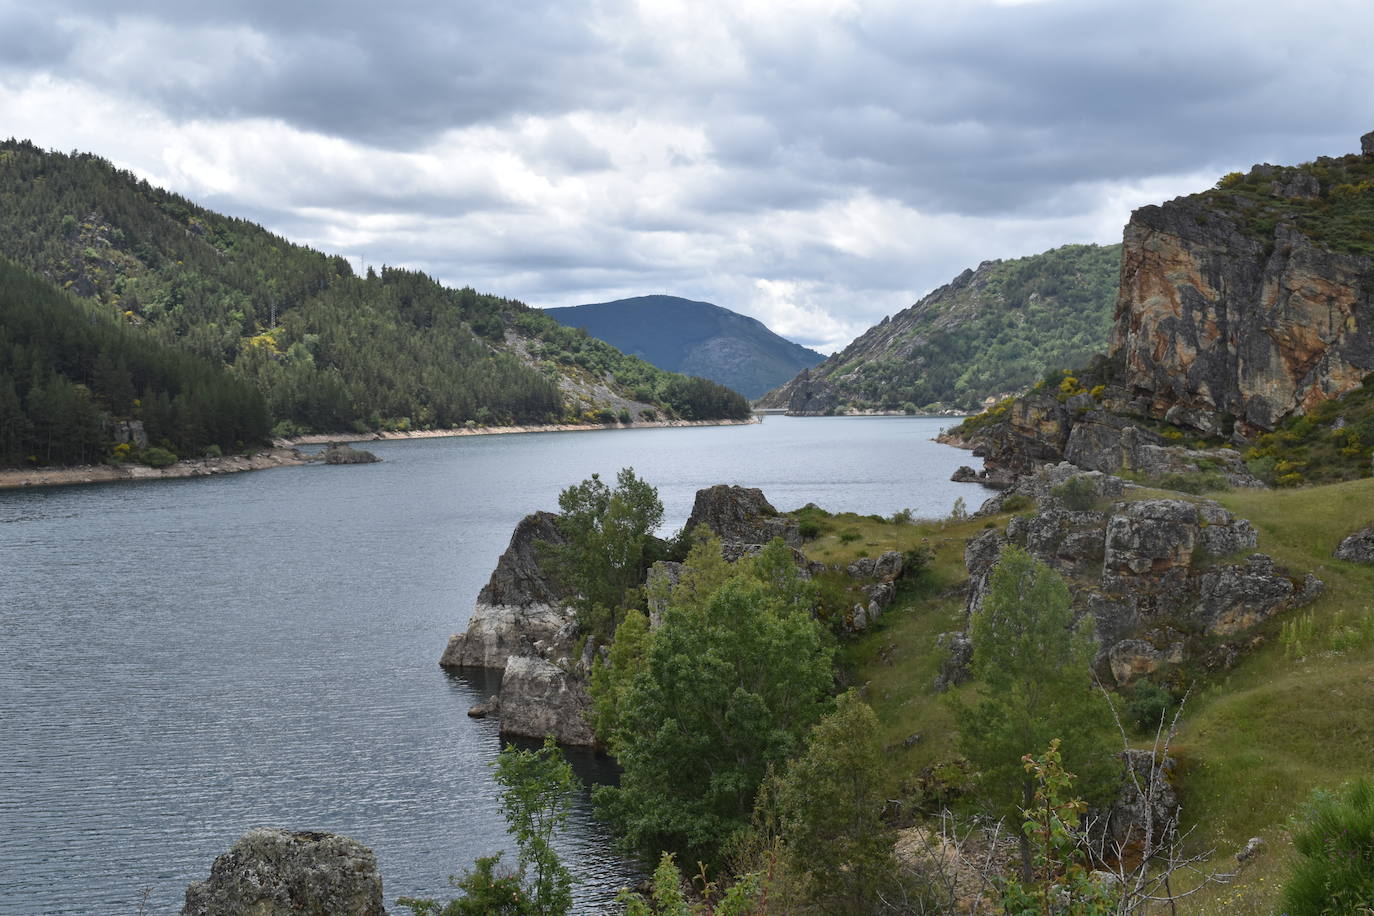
0, 140, 748, 467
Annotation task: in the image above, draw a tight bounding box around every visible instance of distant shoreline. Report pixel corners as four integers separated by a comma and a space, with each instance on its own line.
276, 416, 759, 446
0, 447, 314, 491
0, 417, 760, 491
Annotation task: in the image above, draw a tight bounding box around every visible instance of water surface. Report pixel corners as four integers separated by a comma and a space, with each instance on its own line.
0, 416, 981, 914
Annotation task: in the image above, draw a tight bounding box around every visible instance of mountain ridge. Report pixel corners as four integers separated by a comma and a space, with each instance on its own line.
758, 243, 1121, 415
545, 294, 824, 399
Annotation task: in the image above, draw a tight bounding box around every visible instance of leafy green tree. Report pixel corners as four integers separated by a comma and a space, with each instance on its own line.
494, 739, 577, 916
546, 467, 663, 637
398, 739, 575, 916
956, 545, 1114, 880
616, 853, 762, 916
1281, 779, 1374, 915
999, 740, 1119, 916
595, 551, 833, 868
770, 690, 896, 914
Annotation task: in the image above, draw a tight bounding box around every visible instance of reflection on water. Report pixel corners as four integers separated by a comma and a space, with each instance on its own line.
0, 416, 980, 915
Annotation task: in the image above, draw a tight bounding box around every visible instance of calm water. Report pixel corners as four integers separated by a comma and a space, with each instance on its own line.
0, 415, 981, 915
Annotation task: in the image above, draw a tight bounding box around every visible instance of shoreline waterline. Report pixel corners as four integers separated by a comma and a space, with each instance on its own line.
0, 417, 760, 490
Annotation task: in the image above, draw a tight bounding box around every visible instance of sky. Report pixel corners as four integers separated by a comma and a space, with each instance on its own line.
2, 0, 1372, 353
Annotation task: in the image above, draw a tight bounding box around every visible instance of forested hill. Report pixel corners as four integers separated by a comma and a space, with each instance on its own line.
545, 295, 824, 399
0, 256, 270, 466
0, 140, 749, 459
758, 243, 1120, 414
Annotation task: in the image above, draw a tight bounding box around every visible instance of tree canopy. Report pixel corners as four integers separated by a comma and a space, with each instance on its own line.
593, 539, 834, 869
956, 545, 1114, 878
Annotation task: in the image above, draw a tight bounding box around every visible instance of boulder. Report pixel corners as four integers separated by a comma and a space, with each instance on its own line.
933, 631, 973, 692
467, 695, 500, 718
686, 485, 801, 549
1107, 639, 1183, 685
182, 828, 386, 916
1335, 526, 1374, 563
497, 656, 597, 747
1099, 750, 1180, 858
1196, 558, 1322, 636
322, 443, 381, 465
440, 512, 577, 670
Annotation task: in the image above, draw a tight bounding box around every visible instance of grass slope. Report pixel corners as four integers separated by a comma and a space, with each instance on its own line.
821, 479, 1374, 914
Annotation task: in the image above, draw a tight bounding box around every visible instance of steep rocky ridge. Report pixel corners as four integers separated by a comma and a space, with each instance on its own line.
948, 131, 1374, 481
545, 295, 824, 399
1113, 147, 1374, 438
759, 243, 1119, 414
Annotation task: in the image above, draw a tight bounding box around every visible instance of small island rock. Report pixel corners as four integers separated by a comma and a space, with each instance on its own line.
322, 443, 381, 465
181, 827, 386, 916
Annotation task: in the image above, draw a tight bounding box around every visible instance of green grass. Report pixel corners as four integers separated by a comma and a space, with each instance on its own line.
834, 478, 1374, 913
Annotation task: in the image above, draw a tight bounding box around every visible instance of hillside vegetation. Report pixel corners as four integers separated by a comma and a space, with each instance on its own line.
760, 243, 1119, 413
0, 255, 269, 466
545, 295, 824, 399
823, 479, 1374, 914
0, 140, 748, 462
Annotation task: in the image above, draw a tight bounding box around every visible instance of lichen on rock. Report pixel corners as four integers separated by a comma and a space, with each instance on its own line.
181, 828, 386, 916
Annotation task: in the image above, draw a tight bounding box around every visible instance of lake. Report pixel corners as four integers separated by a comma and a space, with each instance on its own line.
0, 415, 982, 914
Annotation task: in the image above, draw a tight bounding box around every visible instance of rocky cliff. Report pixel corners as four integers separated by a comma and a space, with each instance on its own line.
440, 511, 577, 670
1111, 139, 1374, 437
943, 466, 1321, 688
760, 243, 1120, 414
946, 132, 1374, 481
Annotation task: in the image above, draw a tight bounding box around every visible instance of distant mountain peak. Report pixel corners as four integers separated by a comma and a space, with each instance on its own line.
545, 295, 824, 399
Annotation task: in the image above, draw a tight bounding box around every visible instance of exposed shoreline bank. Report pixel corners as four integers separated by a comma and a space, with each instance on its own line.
0, 447, 314, 491
0, 417, 760, 491
275, 416, 759, 446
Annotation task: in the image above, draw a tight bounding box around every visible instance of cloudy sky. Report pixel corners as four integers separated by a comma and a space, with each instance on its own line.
2, 0, 1371, 352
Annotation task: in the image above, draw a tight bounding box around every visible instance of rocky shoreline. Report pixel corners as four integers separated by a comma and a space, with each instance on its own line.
278, 416, 759, 446
0, 447, 316, 491
0, 418, 759, 491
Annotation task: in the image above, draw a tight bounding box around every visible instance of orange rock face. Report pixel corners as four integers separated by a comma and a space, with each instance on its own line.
1111, 202, 1374, 435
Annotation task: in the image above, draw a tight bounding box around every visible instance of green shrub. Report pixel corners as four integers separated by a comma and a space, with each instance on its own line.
140, 446, 178, 468
1052, 476, 1100, 511
1281, 779, 1374, 914
1001, 493, 1033, 512
203, 444, 222, 458
618, 408, 632, 424
798, 520, 821, 540
1124, 681, 1174, 732
838, 530, 861, 544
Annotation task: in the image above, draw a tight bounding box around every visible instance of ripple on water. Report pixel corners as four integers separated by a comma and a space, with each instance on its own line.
0, 417, 980, 914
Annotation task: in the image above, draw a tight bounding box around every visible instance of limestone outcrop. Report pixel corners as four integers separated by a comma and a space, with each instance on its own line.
322, 443, 380, 464
686, 485, 801, 549
959, 468, 1320, 685
945, 134, 1374, 484
440, 511, 577, 670
1335, 526, 1374, 563
1096, 750, 1180, 859
1112, 184, 1374, 438
181, 828, 386, 916
497, 656, 597, 747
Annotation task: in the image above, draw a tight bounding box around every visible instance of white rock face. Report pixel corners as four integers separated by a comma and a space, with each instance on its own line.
440, 602, 576, 670
498, 656, 597, 747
